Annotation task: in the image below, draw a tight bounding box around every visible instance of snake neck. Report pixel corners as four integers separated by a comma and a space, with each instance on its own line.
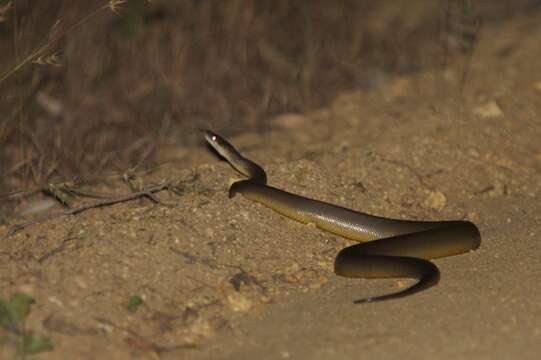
227, 152, 267, 184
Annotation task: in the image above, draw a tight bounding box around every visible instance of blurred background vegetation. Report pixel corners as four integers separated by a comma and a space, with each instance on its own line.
0, 0, 539, 218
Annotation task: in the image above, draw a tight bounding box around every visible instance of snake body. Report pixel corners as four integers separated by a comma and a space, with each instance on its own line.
203, 130, 481, 302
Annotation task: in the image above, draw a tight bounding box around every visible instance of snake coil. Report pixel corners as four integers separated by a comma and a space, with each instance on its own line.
204, 129, 481, 302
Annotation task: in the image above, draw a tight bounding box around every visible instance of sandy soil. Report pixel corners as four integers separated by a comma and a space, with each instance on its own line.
2, 12, 541, 360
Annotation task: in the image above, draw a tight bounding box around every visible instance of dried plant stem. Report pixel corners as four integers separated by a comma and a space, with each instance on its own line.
1, 182, 176, 240
0, 1, 125, 84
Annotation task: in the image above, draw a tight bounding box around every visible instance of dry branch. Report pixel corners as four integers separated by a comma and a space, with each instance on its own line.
1, 182, 179, 240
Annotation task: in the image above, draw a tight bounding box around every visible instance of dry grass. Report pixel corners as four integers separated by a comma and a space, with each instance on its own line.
0, 0, 537, 219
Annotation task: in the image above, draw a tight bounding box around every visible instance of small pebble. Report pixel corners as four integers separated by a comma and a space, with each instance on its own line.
422, 191, 447, 211
472, 101, 504, 118
227, 292, 252, 312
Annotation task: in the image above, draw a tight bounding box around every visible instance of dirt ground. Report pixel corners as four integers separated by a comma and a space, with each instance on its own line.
2, 12, 541, 360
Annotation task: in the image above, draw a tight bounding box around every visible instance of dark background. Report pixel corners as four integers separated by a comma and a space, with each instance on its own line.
0, 0, 539, 205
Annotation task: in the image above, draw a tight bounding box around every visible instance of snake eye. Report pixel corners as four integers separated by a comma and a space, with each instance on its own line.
212, 135, 217, 141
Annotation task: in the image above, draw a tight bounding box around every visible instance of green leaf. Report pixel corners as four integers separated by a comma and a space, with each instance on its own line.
127, 295, 144, 313
0, 296, 18, 328
9, 293, 35, 323
0, 335, 11, 344
19, 335, 54, 354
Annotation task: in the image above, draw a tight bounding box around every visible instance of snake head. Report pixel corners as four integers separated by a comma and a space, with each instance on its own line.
201, 128, 218, 144
201, 129, 236, 161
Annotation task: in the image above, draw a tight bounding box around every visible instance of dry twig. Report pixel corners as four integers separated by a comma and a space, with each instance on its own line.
1, 182, 180, 240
